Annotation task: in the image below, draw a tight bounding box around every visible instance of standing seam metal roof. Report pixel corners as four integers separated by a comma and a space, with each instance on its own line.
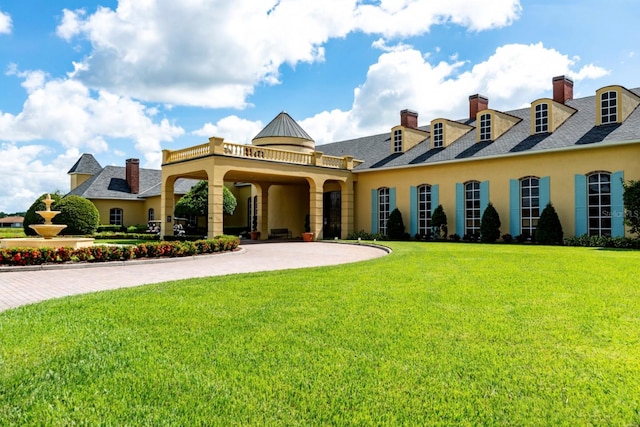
253, 111, 314, 141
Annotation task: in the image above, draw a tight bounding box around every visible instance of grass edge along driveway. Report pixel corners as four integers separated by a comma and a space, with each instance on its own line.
1, 242, 639, 426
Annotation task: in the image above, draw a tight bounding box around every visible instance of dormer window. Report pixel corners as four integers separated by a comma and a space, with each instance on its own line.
432, 122, 443, 148
600, 90, 617, 124
393, 129, 402, 152
479, 113, 491, 141
534, 103, 549, 133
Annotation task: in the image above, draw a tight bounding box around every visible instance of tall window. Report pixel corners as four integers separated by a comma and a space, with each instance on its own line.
588, 172, 612, 236
247, 197, 252, 229
378, 187, 390, 236
148, 208, 155, 221
534, 103, 549, 133
417, 185, 432, 235
110, 208, 123, 225
432, 122, 443, 148
393, 129, 402, 152
520, 177, 540, 239
465, 181, 481, 236
601, 91, 617, 124
479, 113, 491, 141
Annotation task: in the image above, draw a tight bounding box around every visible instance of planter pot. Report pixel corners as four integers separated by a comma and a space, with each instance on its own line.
302, 232, 314, 242
250, 231, 261, 240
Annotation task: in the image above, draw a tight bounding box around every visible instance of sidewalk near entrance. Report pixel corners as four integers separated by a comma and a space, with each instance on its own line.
0, 242, 388, 312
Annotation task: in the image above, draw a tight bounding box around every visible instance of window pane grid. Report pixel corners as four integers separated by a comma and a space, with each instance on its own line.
378, 188, 390, 236
432, 123, 443, 148
417, 185, 432, 235
534, 103, 549, 133
521, 177, 540, 239
465, 182, 480, 236
479, 114, 491, 141
393, 130, 402, 152
110, 208, 123, 226
601, 91, 617, 124
587, 172, 612, 236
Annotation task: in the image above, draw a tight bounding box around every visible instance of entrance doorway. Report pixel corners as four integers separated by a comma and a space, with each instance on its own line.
323, 191, 341, 239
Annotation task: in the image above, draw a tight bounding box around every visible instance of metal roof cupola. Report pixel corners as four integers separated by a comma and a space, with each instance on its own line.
251, 111, 315, 154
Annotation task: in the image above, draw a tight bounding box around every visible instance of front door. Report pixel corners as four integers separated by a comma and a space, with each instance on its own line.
323, 191, 341, 239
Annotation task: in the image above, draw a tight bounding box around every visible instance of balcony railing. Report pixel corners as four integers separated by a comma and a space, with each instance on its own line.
162, 137, 362, 170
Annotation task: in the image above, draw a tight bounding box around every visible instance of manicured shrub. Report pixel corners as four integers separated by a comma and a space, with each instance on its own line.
54, 196, 100, 235
502, 233, 513, 243
480, 202, 501, 243
387, 208, 408, 240
536, 203, 563, 245
23, 192, 63, 236
346, 230, 385, 241
431, 205, 448, 239
449, 233, 461, 242
623, 179, 640, 236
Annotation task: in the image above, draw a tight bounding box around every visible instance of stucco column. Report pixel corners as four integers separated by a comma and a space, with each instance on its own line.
257, 184, 270, 239
341, 180, 355, 239
160, 175, 176, 239
309, 181, 324, 240
207, 178, 225, 238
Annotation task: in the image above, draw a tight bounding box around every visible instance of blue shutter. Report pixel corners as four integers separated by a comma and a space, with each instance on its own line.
390, 187, 396, 211
509, 179, 520, 236
611, 171, 624, 237
574, 174, 587, 236
409, 186, 417, 236
371, 189, 378, 234
539, 176, 550, 210
480, 180, 490, 216
456, 183, 464, 236
431, 184, 439, 215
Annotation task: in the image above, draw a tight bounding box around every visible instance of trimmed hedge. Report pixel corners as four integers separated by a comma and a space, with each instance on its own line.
0, 235, 240, 266
563, 234, 640, 249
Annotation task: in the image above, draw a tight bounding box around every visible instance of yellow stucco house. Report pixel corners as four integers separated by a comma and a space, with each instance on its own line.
70, 76, 640, 241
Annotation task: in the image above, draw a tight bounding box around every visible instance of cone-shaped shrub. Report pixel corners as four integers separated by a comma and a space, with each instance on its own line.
536, 203, 563, 245
387, 208, 406, 240
480, 202, 501, 243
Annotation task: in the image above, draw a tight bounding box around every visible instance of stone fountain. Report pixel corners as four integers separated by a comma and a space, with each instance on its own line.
0, 194, 94, 249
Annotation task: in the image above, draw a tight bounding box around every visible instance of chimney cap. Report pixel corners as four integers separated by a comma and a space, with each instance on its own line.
469, 94, 489, 101
400, 109, 418, 115
552, 75, 574, 84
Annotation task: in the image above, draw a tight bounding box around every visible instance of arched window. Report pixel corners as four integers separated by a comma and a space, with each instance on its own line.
148, 208, 155, 221
587, 172, 612, 236
534, 103, 549, 133
520, 177, 540, 239
378, 187, 390, 236
110, 208, 123, 226
601, 91, 617, 124
465, 181, 481, 236
417, 184, 432, 235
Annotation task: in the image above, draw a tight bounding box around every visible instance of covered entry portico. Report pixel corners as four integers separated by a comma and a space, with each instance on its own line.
160, 136, 359, 240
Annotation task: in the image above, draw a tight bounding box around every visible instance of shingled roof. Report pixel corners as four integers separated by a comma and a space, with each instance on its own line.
253, 111, 314, 141
67, 153, 103, 174
319, 88, 640, 171
67, 165, 197, 200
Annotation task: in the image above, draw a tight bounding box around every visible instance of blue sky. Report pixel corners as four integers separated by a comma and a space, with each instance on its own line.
1, 0, 639, 212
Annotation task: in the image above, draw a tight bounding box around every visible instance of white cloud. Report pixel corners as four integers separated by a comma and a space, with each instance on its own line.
57, 0, 522, 108
299, 43, 608, 145
0, 9, 12, 34
0, 145, 79, 213
193, 116, 264, 145
0, 68, 185, 162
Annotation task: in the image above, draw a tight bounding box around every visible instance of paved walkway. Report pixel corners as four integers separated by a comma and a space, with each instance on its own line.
0, 242, 388, 312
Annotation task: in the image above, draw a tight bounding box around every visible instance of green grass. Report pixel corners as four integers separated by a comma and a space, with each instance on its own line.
1, 243, 640, 425
0, 228, 25, 238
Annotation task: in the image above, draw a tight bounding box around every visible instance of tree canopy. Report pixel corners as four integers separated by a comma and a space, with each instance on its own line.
174, 181, 237, 218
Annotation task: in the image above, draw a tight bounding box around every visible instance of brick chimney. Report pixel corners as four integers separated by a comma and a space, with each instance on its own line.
553, 75, 573, 104
469, 94, 489, 121
126, 158, 140, 194
400, 109, 418, 128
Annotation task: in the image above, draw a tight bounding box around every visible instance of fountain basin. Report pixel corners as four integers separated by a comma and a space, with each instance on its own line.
29, 224, 68, 239
0, 237, 95, 250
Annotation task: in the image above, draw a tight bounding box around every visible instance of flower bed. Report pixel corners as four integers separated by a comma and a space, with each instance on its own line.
0, 235, 240, 266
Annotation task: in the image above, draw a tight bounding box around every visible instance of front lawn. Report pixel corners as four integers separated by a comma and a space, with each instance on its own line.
1, 243, 639, 425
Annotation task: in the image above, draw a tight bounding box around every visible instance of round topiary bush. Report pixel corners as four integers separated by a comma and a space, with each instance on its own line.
23, 192, 63, 236
53, 195, 100, 235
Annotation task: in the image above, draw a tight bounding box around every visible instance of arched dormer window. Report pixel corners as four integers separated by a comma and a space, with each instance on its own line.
393, 129, 402, 153
479, 113, 491, 142
534, 103, 549, 133
596, 85, 640, 126
432, 123, 443, 148
600, 91, 617, 124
